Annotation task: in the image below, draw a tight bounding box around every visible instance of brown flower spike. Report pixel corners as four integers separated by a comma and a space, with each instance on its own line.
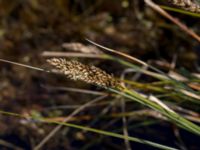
47, 58, 123, 89
168, 0, 200, 13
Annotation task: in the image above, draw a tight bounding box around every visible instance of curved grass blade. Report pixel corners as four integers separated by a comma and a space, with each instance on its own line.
0, 110, 178, 150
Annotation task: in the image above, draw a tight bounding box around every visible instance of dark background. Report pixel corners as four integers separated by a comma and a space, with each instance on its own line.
0, 0, 200, 149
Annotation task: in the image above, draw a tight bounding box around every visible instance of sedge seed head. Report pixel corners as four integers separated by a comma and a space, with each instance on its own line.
47, 58, 123, 89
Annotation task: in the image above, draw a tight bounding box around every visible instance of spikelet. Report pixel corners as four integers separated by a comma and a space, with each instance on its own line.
47, 58, 123, 89
168, 0, 200, 13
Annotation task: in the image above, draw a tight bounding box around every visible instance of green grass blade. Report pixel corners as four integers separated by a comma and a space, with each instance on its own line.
0, 110, 178, 150
160, 5, 200, 17
109, 88, 200, 135
47, 121, 178, 150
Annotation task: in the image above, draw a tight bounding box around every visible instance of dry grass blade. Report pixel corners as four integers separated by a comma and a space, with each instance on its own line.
145, 0, 200, 43
85, 39, 171, 79
180, 89, 200, 100
62, 42, 103, 54
34, 95, 108, 150
85, 38, 147, 66
41, 51, 105, 59
0, 59, 48, 72
120, 98, 132, 150
0, 139, 24, 150
43, 85, 107, 96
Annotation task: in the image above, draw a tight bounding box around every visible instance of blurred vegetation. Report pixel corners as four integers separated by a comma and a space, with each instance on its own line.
0, 0, 200, 150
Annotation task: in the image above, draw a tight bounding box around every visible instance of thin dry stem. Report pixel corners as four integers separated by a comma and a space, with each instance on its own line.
41, 51, 105, 59
145, 0, 200, 43
34, 95, 108, 150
